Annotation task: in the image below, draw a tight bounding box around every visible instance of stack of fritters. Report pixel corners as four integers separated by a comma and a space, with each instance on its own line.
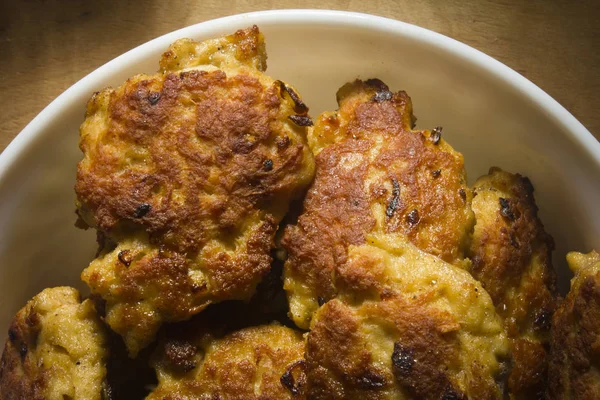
1, 26, 599, 400
283, 79, 475, 330
283, 80, 509, 398
75, 26, 315, 356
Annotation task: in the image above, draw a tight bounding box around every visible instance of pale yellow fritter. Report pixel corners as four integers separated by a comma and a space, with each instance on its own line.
282, 79, 474, 329
147, 324, 307, 400
0, 287, 108, 400
306, 234, 510, 399
547, 251, 600, 400
468, 167, 558, 399
75, 26, 315, 355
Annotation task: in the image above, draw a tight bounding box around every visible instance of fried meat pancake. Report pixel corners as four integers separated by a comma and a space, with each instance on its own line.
547, 251, 600, 400
147, 324, 306, 400
0, 287, 108, 400
282, 79, 474, 328
468, 167, 558, 399
306, 234, 509, 399
75, 26, 315, 355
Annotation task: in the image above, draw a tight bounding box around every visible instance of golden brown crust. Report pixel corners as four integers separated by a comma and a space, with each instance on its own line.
159, 25, 267, 73
148, 324, 307, 400
546, 251, 600, 400
467, 167, 558, 399
76, 26, 315, 355
305, 235, 510, 400
282, 79, 473, 328
0, 287, 108, 400
307, 299, 464, 400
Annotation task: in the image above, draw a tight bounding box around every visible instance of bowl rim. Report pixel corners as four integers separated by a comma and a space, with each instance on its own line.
1, 8, 598, 185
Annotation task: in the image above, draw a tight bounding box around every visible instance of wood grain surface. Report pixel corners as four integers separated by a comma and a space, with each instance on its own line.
1, 0, 598, 152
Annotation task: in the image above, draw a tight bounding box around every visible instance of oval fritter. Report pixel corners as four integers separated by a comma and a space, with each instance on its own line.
0, 287, 108, 400
306, 234, 510, 399
547, 251, 600, 400
76, 26, 315, 355
468, 167, 558, 399
147, 324, 307, 400
282, 79, 474, 329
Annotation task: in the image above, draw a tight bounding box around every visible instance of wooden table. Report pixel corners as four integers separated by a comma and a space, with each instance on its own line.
1, 1, 598, 152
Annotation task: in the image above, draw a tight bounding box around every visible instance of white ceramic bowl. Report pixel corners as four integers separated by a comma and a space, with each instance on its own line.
1, 10, 599, 341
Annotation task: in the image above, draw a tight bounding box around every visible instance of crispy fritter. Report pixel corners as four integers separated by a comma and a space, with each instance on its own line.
282, 79, 474, 328
0, 287, 108, 400
547, 251, 600, 400
147, 324, 307, 400
468, 167, 558, 399
305, 234, 510, 399
75, 26, 315, 355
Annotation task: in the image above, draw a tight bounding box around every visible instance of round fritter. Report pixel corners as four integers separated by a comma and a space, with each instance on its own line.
468, 167, 558, 399
147, 324, 307, 400
0, 287, 108, 400
282, 79, 474, 329
76, 26, 315, 355
305, 234, 509, 399
547, 251, 600, 400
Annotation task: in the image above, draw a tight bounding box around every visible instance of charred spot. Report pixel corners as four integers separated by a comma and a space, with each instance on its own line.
317, 296, 326, 306
458, 188, 466, 202
533, 309, 552, 332
263, 159, 274, 171
372, 90, 393, 102
25, 310, 39, 328
441, 388, 466, 400
133, 203, 152, 218
288, 115, 313, 126
163, 340, 198, 373
509, 234, 520, 249
8, 328, 17, 343
522, 176, 535, 193
406, 209, 420, 227
432, 169, 441, 178
117, 250, 132, 267
148, 92, 161, 105
280, 360, 306, 395
392, 342, 415, 376
430, 126, 442, 144
190, 282, 207, 294
386, 178, 401, 218
276, 135, 291, 149
277, 81, 308, 114
365, 78, 390, 92
19, 343, 27, 360
357, 370, 387, 389
499, 198, 515, 221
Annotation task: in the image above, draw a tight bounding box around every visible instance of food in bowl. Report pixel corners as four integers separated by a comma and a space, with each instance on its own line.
74, 26, 315, 356
0, 25, 598, 399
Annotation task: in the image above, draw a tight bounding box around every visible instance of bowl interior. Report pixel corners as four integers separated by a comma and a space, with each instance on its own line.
1, 11, 598, 342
